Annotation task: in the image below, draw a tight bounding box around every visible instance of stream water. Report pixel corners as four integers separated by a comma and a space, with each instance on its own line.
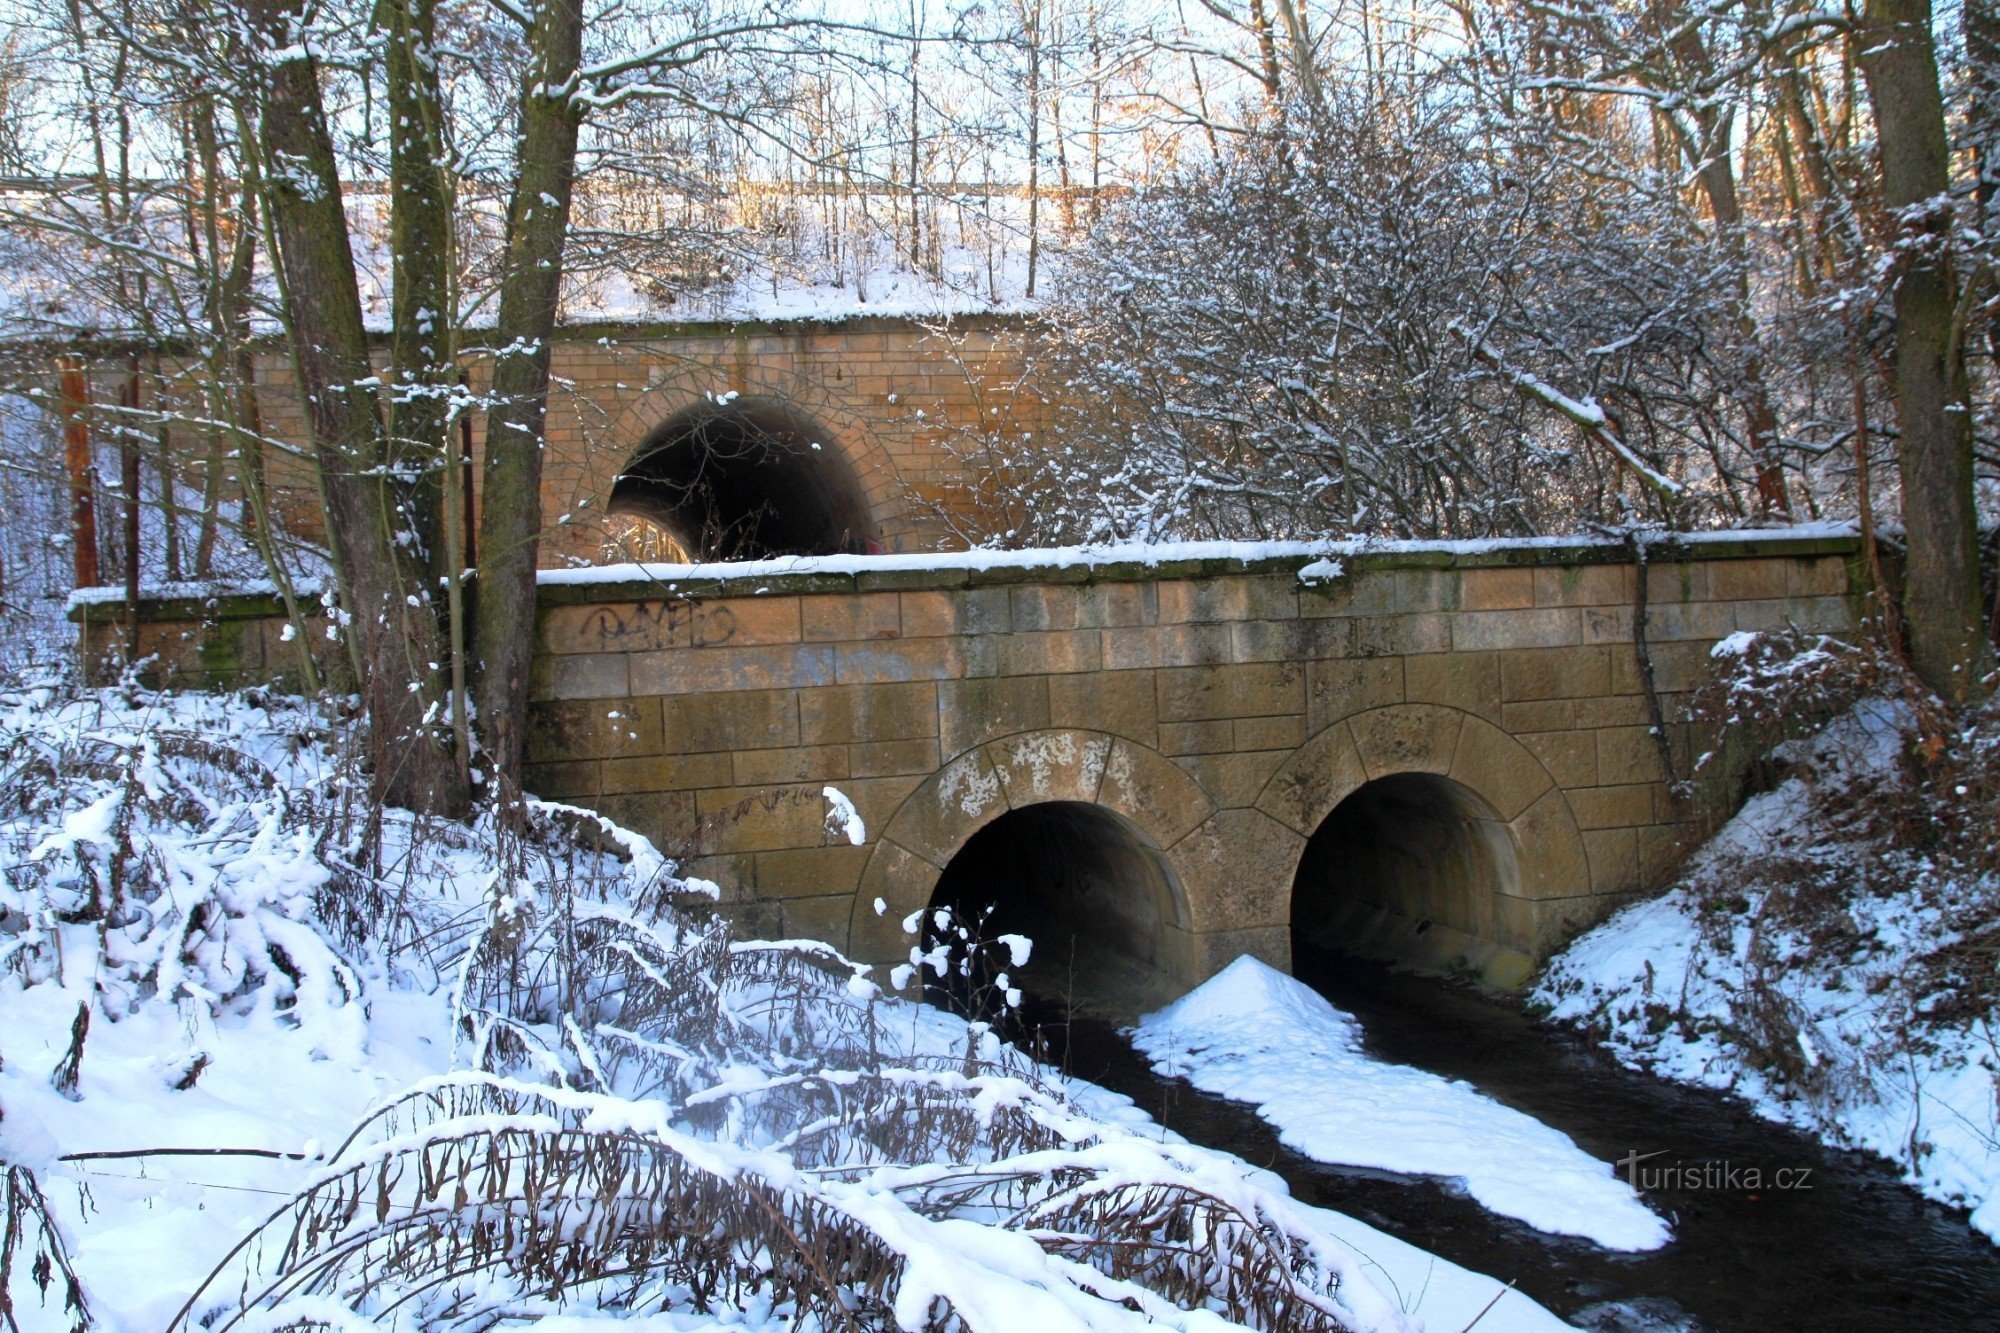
1020, 951, 2000, 1331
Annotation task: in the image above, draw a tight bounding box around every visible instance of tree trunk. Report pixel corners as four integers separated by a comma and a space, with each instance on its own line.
380, 0, 455, 592
246, 0, 468, 811
1859, 0, 1995, 702
472, 0, 585, 811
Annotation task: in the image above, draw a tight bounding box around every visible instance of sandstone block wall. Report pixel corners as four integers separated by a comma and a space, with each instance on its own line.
517, 533, 1862, 988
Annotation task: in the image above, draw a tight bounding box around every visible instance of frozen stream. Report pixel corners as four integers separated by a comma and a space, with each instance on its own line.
1017, 951, 2000, 1331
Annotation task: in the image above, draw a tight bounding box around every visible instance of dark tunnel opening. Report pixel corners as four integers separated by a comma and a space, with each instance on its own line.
1291, 772, 1520, 976
923, 801, 1181, 1021
607, 396, 879, 560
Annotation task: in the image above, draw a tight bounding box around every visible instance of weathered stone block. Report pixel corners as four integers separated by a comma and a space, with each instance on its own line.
1231, 619, 1350, 663
939, 676, 1049, 755
1533, 564, 1631, 607
798, 681, 937, 745
1584, 827, 1640, 892
1177, 750, 1289, 809
1076, 582, 1154, 628
1160, 720, 1236, 755
1010, 584, 1081, 631
803, 592, 902, 642
527, 697, 663, 760
1787, 555, 1852, 597
521, 759, 601, 801
1405, 651, 1501, 720
664, 689, 799, 751
781, 895, 860, 951
1450, 608, 1581, 652
1047, 670, 1159, 746
833, 638, 964, 685
1301, 568, 1457, 617
1597, 726, 1669, 785
885, 749, 1008, 865
985, 729, 1113, 806
1461, 567, 1535, 610
1500, 646, 1612, 702
1159, 661, 1304, 721
1450, 717, 1552, 821
1351, 613, 1452, 658
1001, 629, 1103, 675
752, 847, 873, 900
1096, 738, 1214, 849
1101, 623, 1234, 671
1567, 783, 1657, 829
628, 643, 835, 695
1519, 730, 1597, 787
1644, 561, 1708, 604
733, 744, 850, 786
1233, 714, 1306, 751
1257, 721, 1368, 835
1580, 606, 1636, 644
1508, 788, 1592, 901
600, 751, 734, 795
1707, 558, 1789, 601
695, 783, 840, 853
1307, 657, 1405, 730
530, 652, 630, 702
1643, 601, 1735, 641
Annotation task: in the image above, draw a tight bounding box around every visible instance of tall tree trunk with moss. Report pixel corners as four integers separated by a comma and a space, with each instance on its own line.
473, 0, 584, 810
1859, 0, 1995, 704
245, 0, 469, 812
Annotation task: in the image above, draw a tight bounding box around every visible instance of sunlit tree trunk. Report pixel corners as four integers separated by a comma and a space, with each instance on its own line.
245, 0, 468, 811
1859, 0, 1995, 703
473, 0, 585, 812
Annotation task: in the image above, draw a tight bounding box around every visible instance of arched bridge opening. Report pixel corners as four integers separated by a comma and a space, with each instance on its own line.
923, 801, 1182, 1019
1291, 773, 1522, 977
606, 396, 879, 560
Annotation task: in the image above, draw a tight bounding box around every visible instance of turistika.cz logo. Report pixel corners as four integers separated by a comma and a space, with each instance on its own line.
1617, 1149, 1814, 1193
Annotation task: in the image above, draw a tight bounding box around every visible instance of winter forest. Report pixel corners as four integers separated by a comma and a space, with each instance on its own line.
1, 0, 1999, 1326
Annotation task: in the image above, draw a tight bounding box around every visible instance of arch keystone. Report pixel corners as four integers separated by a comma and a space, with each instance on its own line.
1349, 703, 1464, 780
983, 729, 1113, 807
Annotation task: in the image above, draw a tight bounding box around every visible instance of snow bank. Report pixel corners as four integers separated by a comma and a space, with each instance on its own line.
1536, 697, 2000, 1243
0, 681, 1569, 1330
1134, 957, 1671, 1251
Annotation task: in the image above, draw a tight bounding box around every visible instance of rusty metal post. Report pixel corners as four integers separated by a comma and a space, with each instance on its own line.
56, 356, 100, 589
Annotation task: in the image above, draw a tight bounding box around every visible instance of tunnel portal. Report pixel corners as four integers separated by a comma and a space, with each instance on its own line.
1291, 773, 1522, 975
607, 396, 878, 560
924, 801, 1182, 1018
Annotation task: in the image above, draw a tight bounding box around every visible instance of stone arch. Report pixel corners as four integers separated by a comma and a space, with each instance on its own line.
1255, 704, 1589, 983
605, 373, 904, 547
605, 395, 880, 559
848, 729, 1214, 976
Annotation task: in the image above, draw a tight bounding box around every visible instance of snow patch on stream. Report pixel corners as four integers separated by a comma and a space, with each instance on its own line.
1134, 956, 1672, 1252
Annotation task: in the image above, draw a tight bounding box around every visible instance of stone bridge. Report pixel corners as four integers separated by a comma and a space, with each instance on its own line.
517, 530, 1861, 1004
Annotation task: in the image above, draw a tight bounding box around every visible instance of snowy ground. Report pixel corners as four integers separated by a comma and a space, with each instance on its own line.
1534, 694, 2000, 1244
0, 682, 1566, 1331
1133, 957, 1670, 1252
